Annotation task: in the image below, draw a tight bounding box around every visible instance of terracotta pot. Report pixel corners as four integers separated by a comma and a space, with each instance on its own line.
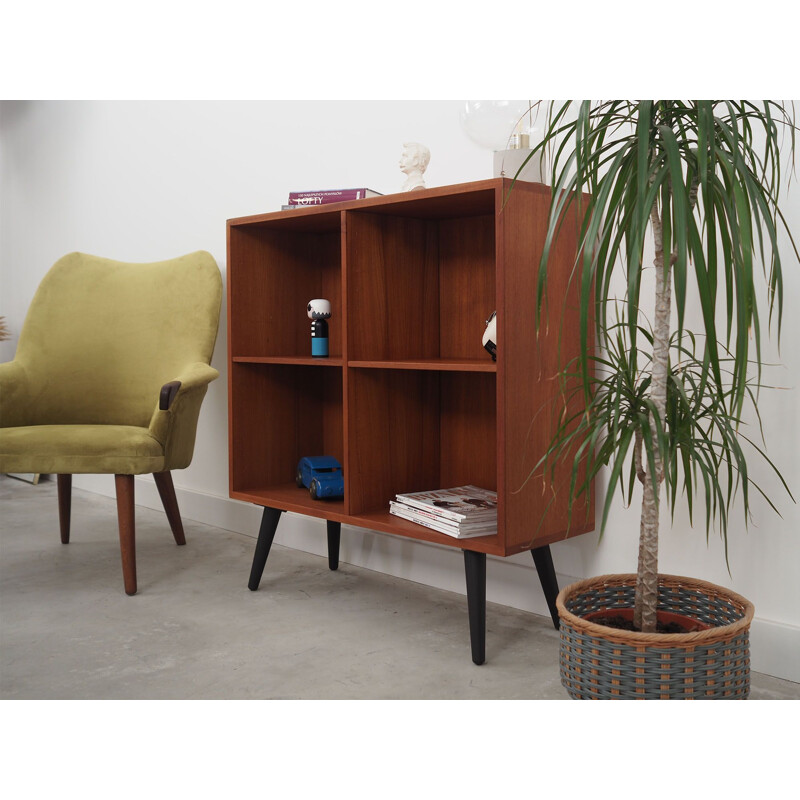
556, 574, 755, 699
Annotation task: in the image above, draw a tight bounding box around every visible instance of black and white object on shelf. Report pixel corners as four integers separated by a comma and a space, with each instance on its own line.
482, 311, 497, 361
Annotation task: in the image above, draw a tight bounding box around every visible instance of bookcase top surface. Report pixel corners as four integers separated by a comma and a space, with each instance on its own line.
227, 177, 549, 228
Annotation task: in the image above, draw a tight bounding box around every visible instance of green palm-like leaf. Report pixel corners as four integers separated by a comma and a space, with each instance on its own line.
531, 323, 793, 550
521, 101, 797, 631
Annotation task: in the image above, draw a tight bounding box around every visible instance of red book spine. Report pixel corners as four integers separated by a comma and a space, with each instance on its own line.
288, 189, 377, 205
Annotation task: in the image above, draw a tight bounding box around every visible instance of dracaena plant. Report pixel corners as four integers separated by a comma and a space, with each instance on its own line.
524, 100, 797, 632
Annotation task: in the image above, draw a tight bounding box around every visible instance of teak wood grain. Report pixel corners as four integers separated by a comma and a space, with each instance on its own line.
493, 181, 595, 550
226, 178, 594, 557
346, 212, 440, 362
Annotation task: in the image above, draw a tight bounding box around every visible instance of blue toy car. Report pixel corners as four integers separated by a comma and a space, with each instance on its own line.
295, 456, 344, 500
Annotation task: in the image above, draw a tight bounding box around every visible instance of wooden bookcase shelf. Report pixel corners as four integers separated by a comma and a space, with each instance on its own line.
227, 178, 594, 664
348, 359, 495, 372
232, 356, 344, 367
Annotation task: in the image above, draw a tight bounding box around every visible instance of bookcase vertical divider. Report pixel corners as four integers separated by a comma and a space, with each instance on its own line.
340, 210, 351, 516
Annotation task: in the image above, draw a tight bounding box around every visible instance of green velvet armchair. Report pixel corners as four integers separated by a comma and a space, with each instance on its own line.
0, 251, 222, 594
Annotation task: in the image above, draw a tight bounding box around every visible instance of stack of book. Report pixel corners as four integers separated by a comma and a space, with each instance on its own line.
283, 188, 382, 209
389, 485, 497, 539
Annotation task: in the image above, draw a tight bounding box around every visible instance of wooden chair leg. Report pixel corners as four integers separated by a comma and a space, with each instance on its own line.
153, 471, 186, 545
115, 474, 137, 595
57, 474, 72, 544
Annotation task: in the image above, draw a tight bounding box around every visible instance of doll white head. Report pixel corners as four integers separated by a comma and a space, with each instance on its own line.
307, 298, 332, 320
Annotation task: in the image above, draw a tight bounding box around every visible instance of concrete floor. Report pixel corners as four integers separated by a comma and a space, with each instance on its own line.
1, 474, 798, 700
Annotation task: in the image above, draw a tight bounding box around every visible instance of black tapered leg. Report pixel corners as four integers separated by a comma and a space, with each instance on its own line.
248, 506, 283, 591
57, 474, 72, 544
327, 520, 341, 571
531, 545, 560, 630
464, 550, 487, 665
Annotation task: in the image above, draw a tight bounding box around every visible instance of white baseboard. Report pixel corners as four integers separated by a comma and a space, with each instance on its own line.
749, 619, 800, 685
71, 474, 800, 684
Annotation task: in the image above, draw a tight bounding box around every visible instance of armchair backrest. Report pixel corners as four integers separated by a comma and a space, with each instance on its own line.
14, 251, 222, 427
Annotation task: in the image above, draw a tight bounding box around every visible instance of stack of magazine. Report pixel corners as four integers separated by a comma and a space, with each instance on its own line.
389, 485, 497, 539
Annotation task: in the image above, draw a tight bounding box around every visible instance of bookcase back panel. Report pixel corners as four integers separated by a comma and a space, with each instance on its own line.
346, 212, 440, 362
346, 369, 497, 515
295, 367, 344, 470
230, 362, 343, 492
229, 227, 341, 358
438, 215, 496, 361
346, 369, 440, 514
229, 362, 277, 491
438, 371, 497, 493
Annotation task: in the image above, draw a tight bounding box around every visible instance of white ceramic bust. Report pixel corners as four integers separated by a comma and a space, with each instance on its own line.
399, 142, 430, 192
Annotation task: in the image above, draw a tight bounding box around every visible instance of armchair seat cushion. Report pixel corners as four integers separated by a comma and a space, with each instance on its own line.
0, 424, 165, 475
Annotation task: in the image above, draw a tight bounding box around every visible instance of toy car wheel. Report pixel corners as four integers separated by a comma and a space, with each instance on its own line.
310, 479, 319, 500
295, 469, 304, 488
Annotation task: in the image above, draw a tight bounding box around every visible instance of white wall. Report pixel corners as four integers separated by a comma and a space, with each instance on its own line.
2, 100, 798, 682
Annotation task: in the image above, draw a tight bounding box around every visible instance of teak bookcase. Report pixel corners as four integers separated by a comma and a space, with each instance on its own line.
227, 178, 594, 664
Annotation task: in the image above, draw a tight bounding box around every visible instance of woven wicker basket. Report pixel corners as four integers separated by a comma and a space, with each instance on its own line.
556, 574, 755, 699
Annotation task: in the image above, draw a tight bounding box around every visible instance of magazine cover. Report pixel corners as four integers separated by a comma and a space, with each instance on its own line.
394, 485, 497, 522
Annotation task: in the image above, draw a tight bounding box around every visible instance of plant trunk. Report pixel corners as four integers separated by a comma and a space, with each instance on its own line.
634, 206, 672, 632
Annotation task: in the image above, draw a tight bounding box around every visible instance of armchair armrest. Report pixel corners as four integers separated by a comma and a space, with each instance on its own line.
158, 361, 219, 411
148, 362, 220, 469
158, 362, 219, 410
0, 361, 31, 427
160, 381, 182, 410
169, 362, 219, 393
153, 362, 219, 413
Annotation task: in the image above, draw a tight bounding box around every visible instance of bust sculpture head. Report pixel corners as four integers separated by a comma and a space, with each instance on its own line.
399, 142, 430, 192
